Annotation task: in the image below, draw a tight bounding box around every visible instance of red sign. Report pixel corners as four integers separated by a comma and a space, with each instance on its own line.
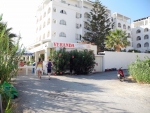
53, 42, 74, 48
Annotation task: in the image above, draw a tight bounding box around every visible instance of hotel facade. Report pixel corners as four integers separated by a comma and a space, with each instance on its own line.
28, 0, 149, 63
28, 0, 111, 62
131, 16, 150, 52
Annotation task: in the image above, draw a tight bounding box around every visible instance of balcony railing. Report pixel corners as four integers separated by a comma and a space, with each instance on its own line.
76, 24, 82, 29
76, 34, 81, 40
76, 13, 82, 18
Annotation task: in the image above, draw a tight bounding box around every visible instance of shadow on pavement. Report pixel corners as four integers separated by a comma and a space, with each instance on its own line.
13, 75, 128, 113
64, 70, 129, 81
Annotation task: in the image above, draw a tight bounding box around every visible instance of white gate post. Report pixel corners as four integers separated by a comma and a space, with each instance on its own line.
0, 94, 3, 113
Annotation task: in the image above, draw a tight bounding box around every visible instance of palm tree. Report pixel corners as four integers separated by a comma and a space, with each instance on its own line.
0, 14, 17, 49
105, 29, 130, 52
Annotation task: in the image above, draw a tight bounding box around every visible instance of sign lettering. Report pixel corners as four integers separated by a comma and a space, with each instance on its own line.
53, 42, 90, 49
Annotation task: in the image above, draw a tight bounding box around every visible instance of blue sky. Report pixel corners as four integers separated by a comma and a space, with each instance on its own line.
100, 0, 150, 22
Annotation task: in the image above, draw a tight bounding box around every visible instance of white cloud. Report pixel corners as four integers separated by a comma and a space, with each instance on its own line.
0, 0, 42, 47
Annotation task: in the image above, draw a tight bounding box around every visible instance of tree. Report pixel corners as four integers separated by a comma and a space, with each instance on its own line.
0, 14, 17, 49
0, 14, 24, 83
82, 0, 113, 52
105, 29, 130, 52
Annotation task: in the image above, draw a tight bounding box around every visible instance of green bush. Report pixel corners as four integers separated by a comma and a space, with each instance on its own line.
51, 48, 95, 75
128, 56, 150, 83
51, 48, 70, 75
69, 50, 95, 74
0, 14, 24, 113
128, 49, 141, 53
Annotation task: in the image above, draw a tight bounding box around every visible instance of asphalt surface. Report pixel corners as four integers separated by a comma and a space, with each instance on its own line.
13, 70, 150, 113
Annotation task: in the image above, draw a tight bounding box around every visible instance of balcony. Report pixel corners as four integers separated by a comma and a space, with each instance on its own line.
56, 0, 81, 8
76, 34, 81, 40
76, 13, 81, 18
76, 24, 82, 29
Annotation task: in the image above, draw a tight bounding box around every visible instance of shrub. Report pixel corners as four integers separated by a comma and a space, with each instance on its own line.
51, 48, 95, 75
70, 50, 95, 74
0, 14, 24, 112
128, 56, 150, 83
51, 48, 70, 75
128, 49, 141, 53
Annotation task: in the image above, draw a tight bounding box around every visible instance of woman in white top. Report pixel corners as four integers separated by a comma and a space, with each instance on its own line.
36, 58, 43, 79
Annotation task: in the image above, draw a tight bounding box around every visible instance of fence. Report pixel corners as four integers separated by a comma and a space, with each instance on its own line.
18, 65, 36, 75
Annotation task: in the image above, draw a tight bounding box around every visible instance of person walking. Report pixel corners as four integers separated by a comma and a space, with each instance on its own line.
19, 60, 24, 71
46, 59, 52, 80
36, 58, 43, 79
70, 55, 74, 75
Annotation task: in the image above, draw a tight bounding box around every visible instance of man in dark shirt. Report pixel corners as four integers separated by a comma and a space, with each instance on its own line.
70, 55, 74, 75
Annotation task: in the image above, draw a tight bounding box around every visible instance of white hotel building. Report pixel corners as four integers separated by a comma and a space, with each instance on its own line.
28, 0, 112, 61
131, 16, 150, 52
28, 0, 135, 62
111, 12, 133, 51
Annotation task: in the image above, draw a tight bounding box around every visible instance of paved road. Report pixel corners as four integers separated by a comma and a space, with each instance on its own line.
13, 70, 150, 113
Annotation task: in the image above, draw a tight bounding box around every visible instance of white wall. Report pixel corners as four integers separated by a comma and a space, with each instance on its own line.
103, 51, 150, 71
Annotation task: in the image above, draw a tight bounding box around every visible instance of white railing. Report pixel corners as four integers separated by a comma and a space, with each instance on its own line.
18, 65, 36, 75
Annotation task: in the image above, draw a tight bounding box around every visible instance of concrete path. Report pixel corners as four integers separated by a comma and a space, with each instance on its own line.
13, 71, 150, 113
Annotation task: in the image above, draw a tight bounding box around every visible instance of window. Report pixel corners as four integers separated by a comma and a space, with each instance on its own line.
144, 42, 149, 47
144, 28, 149, 32
128, 42, 131, 46
59, 32, 66, 37
128, 26, 130, 30
123, 24, 126, 29
136, 29, 141, 33
144, 35, 149, 39
61, 0, 66, 3
48, 8, 50, 14
76, 24, 81, 28
43, 12, 46, 18
47, 31, 50, 37
40, 16, 42, 21
39, 36, 41, 41
128, 33, 130, 37
76, 12, 81, 18
43, 34, 45, 39
137, 43, 141, 48
36, 19, 38, 23
53, 19, 56, 23
118, 23, 121, 28
52, 32, 56, 37
36, 27, 38, 32
43, 22, 45, 28
76, 34, 81, 40
60, 20, 66, 25
137, 36, 141, 41
39, 25, 41, 30
47, 18, 50, 25
53, 7, 56, 12
36, 37, 38, 42
60, 10, 66, 14
84, 12, 90, 18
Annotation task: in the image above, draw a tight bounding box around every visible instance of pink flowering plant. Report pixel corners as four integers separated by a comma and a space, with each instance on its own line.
51, 48, 95, 75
